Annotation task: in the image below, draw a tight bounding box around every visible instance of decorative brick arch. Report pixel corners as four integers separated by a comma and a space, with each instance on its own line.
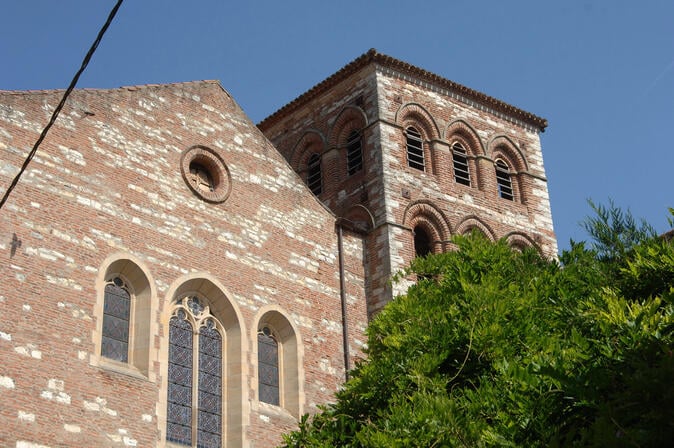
395, 103, 440, 174
487, 135, 528, 172
504, 231, 541, 254
444, 119, 486, 156
402, 200, 452, 253
395, 102, 440, 140
159, 273, 246, 448
488, 135, 527, 203
455, 216, 496, 241
93, 253, 157, 380
341, 204, 375, 232
252, 305, 304, 418
328, 105, 368, 148
288, 129, 327, 172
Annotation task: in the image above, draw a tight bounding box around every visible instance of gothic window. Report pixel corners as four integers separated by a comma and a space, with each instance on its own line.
101, 277, 131, 362
405, 126, 425, 171
167, 296, 223, 448
452, 142, 471, 186
495, 159, 514, 201
413, 226, 432, 257
258, 327, 280, 406
307, 153, 322, 195
346, 130, 363, 175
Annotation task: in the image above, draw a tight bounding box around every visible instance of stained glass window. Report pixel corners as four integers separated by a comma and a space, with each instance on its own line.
101, 277, 130, 362
166, 297, 223, 447
258, 327, 280, 406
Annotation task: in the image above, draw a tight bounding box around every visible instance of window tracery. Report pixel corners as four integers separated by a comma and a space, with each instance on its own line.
166, 296, 223, 448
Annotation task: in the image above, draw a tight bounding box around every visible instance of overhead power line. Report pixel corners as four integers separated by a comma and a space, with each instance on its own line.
0, 0, 125, 211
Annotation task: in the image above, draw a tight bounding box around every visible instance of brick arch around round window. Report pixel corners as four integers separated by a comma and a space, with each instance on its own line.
252, 306, 303, 419
455, 216, 496, 241
504, 231, 541, 254
93, 253, 156, 380
159, 273, 246, 448
402, 200, 452, 254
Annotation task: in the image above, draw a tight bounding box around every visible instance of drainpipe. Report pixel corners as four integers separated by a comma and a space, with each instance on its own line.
337, 222, 350, 381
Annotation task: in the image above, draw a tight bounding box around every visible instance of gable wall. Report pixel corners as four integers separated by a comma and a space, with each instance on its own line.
0, 82, 367, 447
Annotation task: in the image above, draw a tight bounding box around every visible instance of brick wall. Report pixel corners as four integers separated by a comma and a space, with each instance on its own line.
0, 81, 368, 447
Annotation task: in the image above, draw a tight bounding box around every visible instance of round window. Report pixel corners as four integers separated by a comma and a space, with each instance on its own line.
180, 145, 231, 203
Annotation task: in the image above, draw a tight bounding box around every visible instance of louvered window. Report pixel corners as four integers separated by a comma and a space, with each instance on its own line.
495, 159, 514, 201
452, 142, 471, 186
406, 127, 425, 171
307, 153, 322, 195
346, 130, 363, 175
101, 277, 130, 362
258, 327, 280, 406
166, 297, 223, 448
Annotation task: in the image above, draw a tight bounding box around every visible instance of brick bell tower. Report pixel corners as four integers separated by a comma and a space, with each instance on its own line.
259, 49, 557, 317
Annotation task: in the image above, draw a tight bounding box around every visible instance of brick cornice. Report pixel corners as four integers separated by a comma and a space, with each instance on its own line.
258, 49, 548, 132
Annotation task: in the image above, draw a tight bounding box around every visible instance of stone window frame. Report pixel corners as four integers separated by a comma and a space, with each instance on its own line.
395, 103, 439, 175
165, 295, 225, 448
253, 308, 302, 418
158, 275, 245, 448
180, 145, 232, 204
92, 255, 155, 380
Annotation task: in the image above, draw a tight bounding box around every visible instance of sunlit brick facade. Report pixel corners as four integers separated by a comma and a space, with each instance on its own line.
0, 50, 555, 447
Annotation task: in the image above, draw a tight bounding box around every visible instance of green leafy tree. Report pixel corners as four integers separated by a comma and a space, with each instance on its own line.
281, 207, 674, 447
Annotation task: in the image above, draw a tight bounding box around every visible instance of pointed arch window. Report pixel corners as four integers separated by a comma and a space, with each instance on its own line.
101, 277, 131, 362
258, 326, 280, 406
452, 142, 471, 186
307, 153, 322, 195
166, 296, 223, 448
405, 126, 425, 171
346, 130, 363, 175
495, 159, 514, 201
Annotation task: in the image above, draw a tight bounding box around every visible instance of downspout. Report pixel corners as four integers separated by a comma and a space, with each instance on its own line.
337, 222, 351, 381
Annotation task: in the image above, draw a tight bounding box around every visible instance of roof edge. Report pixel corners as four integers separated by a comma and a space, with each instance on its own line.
258, 49, 548, 132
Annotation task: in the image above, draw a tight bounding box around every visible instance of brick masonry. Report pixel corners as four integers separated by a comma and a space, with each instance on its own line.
0, 50, 556, 447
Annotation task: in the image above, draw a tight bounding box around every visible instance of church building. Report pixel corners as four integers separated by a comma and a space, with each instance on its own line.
0, 50, 556, 447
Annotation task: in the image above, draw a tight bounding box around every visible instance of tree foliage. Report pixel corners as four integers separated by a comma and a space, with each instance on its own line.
281, 207, 674, 447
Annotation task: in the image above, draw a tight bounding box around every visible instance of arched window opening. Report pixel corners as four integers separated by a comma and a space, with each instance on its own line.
452, 142, 471, 186
307, 153, 322, 195
406, 127, 425, 171
258, 327, 280, 406
495, 159, 514, 201
346, 130, 363, 175
414, 226, 432, 257
166, 296, 223, 448
188, 161, 215, 193
101, 277, 131, 362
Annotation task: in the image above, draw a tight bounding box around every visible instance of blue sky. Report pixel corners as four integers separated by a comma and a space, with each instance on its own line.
2, 1, 672, 252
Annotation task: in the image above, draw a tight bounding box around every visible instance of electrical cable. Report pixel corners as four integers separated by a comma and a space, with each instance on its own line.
0, 0, 124, 211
